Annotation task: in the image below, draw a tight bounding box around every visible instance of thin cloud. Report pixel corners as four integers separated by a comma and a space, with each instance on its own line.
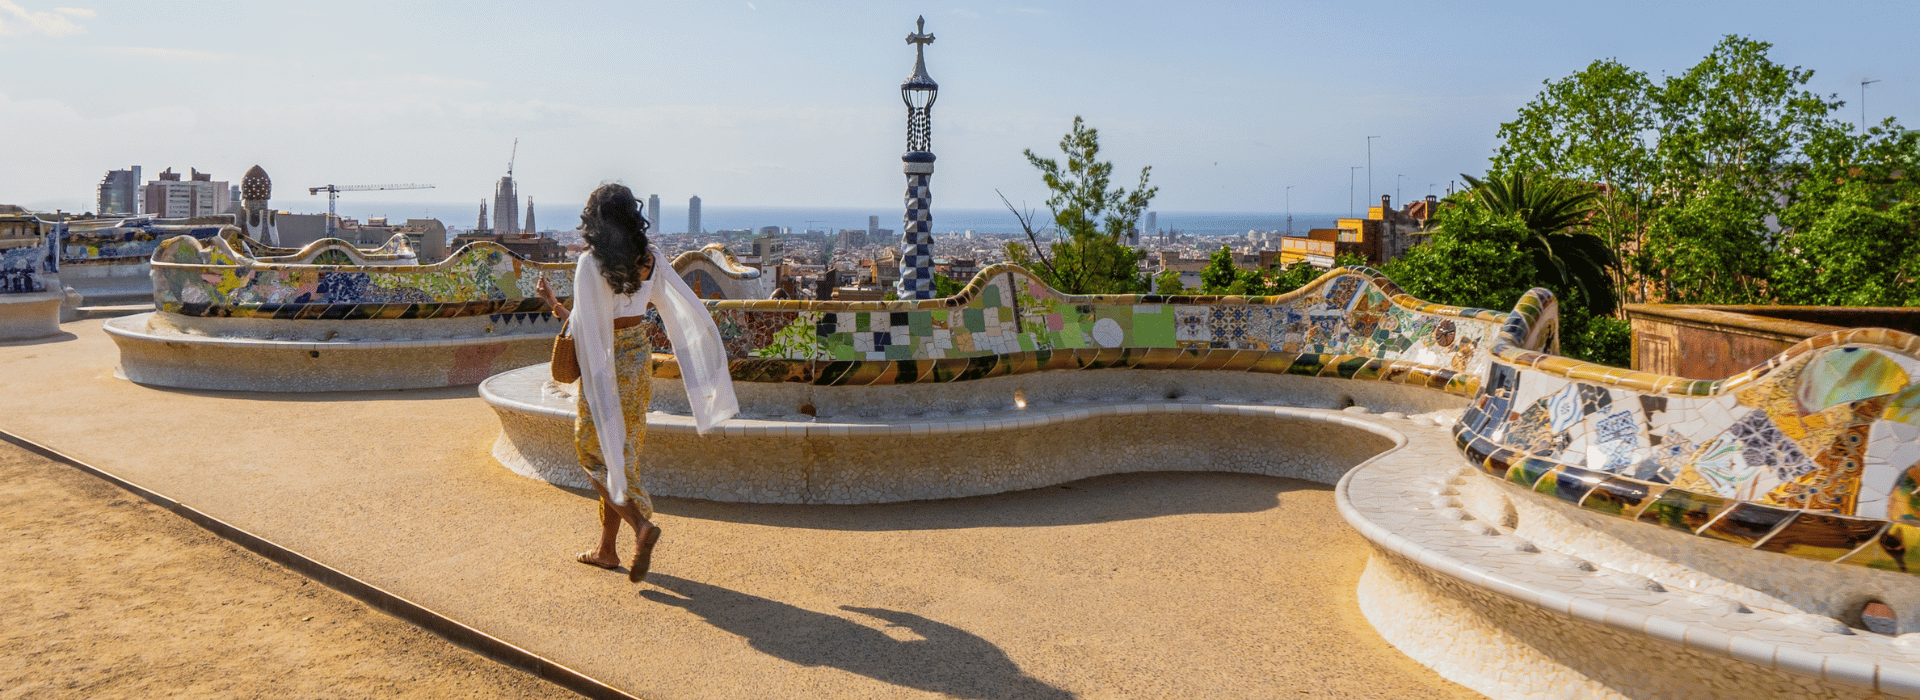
104, 47, 226, 62
0, 1, 91, 37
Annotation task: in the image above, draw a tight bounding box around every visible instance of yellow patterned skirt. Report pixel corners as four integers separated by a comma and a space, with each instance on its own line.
573, 323, 656, 519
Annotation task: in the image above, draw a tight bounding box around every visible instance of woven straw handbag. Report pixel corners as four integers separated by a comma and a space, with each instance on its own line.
551, 319, 580, 383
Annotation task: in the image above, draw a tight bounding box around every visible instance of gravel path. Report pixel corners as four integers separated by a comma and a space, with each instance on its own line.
0, 444, 579, 700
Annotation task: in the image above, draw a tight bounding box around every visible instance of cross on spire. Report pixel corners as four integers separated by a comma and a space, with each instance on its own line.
906, 15, 934, 48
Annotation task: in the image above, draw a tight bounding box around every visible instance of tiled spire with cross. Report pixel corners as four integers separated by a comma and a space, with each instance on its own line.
896, 16, 939, 300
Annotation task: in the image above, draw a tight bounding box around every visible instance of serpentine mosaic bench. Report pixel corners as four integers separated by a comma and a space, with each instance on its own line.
105, 230, 572, 391
232, 230, 419, 266
478, 260, 1920, 699
483, 264, 1514, 503
1341, 288, 1920, 700
0, 230, 63, 340
58, 217, 226, 309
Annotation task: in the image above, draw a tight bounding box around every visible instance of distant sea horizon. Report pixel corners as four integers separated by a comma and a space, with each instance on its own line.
310, 201, 1350, 238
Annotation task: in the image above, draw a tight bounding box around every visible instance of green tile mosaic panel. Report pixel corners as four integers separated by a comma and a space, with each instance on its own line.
670, 265, 1505, 395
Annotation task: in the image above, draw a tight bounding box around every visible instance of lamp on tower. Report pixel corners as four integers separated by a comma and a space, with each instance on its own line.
901, 16, 938, 162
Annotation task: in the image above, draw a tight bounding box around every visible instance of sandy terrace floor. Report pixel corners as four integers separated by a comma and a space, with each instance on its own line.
0, 319, 1480, 699
0, 444, 577, 700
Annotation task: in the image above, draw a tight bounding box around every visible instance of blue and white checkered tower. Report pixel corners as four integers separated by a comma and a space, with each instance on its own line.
896, 16, 939, 300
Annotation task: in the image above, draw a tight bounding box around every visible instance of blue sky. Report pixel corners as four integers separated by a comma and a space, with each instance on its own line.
1, 0, 1914, 223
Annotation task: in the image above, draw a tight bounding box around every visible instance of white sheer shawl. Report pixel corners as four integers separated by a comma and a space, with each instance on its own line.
572, 245, 738, 504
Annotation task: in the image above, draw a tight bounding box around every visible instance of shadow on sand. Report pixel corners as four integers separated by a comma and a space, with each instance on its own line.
643, 574, 1073, 699
646, 470, 1327, 532
0, 331, 78, 347
125, 383, 481, 403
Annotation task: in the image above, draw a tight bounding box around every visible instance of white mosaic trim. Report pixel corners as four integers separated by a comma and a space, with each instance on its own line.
483, 362, 1420, 440
105, 312, 558, 349
107, 313, 557, 392
1336, 421, 1920, 698
481, 362, 1440, 504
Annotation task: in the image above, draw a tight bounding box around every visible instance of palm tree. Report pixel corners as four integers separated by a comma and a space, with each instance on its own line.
1460, 171, 1620, 315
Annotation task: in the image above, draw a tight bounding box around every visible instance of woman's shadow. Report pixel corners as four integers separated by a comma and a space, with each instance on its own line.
643, 574, 1073, 700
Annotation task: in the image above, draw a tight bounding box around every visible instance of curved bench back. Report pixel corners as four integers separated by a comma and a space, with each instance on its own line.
1457, 288, 1920, 576
226, 230, 419, 265
61, 218, 224, 266
150, 235, 572, 319
669, 244, 767, 300
646, 264, 1522, 396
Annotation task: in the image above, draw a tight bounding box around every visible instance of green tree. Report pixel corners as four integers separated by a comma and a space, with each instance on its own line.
1383, 207, 1539, 313
1199, 245, 1238, 294
1491, 58, 1657, 304
1458, 171, 1618, 315
1004, 116, 1158, 294
1385, 203, 1630, 366
1268, 263, 1325, 296
1772, 184, 1920, 307
1486, 35, 1905, 309
1152, 269, 1186, 295
1494, 58, 1658, 195
1784, 121, 1920, 234
934, 274, 963, 298
1237, 268, 1271, 296
1652, 36, 1839, 208
1639, 190, 1773, 304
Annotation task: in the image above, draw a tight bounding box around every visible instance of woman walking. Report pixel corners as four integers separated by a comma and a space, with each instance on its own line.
535, 183, 738, 583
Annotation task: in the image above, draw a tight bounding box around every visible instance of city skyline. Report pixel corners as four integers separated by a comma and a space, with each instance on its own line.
1, 0, 1914, 222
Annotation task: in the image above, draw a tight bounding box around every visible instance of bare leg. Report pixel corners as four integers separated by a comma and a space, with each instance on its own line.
605, 498, 660, 583
576, 484, 623, 569
574, 480, 660, 582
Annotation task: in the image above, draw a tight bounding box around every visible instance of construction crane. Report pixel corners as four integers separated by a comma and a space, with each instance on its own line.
307, 183, 436, 237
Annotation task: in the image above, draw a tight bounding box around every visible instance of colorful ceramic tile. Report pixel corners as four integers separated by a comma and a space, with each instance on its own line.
1580, 476, 1664, 517
1727, 409, 1815, 485
1886, 384, 1920, 425
1756, 512, 1888, 562
1547, 383, 1583, 434
1506, 456, 1558, 489
1638, 489, 1733, 534
1798, 347, 1909, 413
1547, 465, 1607, 504
1670, 434, 1763, 498
1699, 502, 1798, 546
1836, 523, 1920, 574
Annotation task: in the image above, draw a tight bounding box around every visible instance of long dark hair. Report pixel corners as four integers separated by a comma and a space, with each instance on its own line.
580, 183, 652, 295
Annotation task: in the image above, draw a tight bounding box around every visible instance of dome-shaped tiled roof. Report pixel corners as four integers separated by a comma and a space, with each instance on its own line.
241, 165, 271, 201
